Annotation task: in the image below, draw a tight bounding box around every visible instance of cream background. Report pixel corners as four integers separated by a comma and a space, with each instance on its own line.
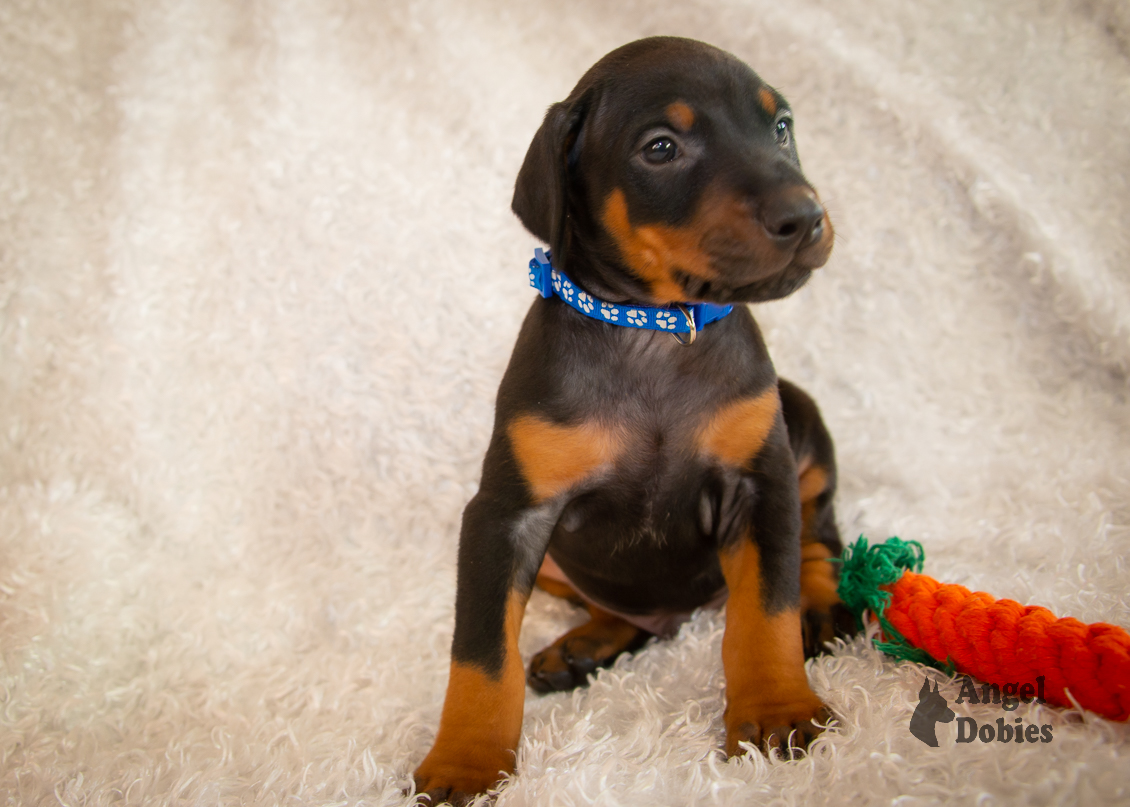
1, 1, 1128, 804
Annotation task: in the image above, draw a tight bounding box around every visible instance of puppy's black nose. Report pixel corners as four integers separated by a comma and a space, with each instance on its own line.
762, 188, 825, 247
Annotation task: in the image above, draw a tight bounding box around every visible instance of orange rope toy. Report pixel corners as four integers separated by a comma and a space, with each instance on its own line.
836, 537, 1130, 721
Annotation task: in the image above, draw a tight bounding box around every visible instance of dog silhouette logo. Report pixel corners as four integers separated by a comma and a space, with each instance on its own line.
910, 677, 955, 747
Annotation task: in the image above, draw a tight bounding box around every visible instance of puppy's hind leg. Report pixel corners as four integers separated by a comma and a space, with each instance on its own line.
778, 378, 858, 658
528, 564, 651, 692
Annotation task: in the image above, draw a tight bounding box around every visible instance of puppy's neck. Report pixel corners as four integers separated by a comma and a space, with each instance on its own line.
556, 242, 665, 307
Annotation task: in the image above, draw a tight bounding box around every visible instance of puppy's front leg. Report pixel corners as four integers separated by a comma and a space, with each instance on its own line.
717, 419, 828, 757
412, 490, 541, 804
414, 413, 620, 803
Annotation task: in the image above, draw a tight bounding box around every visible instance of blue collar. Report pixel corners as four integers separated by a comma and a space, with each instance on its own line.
527, 248, 732, 345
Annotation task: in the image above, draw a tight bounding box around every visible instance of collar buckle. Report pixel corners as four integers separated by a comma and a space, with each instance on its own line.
530, 248, 555, 299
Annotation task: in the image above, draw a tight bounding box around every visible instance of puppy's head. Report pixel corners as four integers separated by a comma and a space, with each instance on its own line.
512, 37, 833, 306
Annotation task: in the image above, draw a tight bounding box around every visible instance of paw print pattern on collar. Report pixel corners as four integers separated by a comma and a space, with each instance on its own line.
528, 248, 732, 338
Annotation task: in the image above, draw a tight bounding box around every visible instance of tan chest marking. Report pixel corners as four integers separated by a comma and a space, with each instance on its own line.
697, 387, 781, 468
508, 414, 623, 503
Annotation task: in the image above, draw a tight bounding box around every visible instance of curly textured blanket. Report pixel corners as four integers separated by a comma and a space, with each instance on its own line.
1, 1, 1128, 804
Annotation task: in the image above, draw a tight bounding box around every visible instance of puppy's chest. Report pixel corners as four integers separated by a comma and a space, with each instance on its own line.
545, 399, 762, 599
563, 360, 782, 483
583, 392, 769, 523
510, 372, 779, 535
554, 423, 746, 549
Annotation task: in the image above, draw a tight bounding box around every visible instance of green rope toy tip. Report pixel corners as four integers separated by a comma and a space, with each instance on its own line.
836, 536, 951, 671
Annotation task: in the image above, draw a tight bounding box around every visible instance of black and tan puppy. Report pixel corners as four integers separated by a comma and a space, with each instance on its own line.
415, 36, 850, 803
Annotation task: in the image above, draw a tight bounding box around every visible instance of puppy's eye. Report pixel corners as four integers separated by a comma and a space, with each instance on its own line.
643, 137, 678, 164
775, 118, 792, 147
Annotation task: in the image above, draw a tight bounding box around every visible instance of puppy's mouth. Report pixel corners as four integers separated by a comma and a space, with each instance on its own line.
599, 185, 833, 306
675, 218, 833, 304
677, 265, 811, 304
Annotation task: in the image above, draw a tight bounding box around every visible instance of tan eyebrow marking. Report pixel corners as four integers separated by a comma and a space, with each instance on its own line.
665, 101, 695, 132
759, 87, 777, 116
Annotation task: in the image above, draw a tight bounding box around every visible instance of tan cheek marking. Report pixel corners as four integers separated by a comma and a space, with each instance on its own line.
759, 87, 777, 116
414, 591, 529, 792
508, 414, 622, 502
697, 387, 781, 467
601, 188, 717, 304
665, 101, 695, 131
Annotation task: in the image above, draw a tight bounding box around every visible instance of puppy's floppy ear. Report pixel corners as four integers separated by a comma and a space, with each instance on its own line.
511, 96, 589, 264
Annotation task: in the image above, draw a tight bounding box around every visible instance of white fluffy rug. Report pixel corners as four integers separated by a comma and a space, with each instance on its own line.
2, 1, 1128, 804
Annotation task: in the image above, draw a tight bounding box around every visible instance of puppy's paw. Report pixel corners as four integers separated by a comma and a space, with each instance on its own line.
413, 747, 509, 805
527, 621, 649, 693
725, 694, 830, 759
413, 766, 495, 806
527, 637, 592, 693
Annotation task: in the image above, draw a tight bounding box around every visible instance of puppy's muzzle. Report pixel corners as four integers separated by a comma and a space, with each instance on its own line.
761, 186, 826, 251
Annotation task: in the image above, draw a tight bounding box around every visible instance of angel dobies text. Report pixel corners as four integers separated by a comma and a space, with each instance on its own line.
954, 675, 1054, 744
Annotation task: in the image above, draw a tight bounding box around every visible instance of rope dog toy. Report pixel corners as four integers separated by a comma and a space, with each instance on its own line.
836, 537, 1130, 721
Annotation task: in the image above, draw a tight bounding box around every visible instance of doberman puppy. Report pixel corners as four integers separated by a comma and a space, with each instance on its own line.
414, 36, 852, 804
